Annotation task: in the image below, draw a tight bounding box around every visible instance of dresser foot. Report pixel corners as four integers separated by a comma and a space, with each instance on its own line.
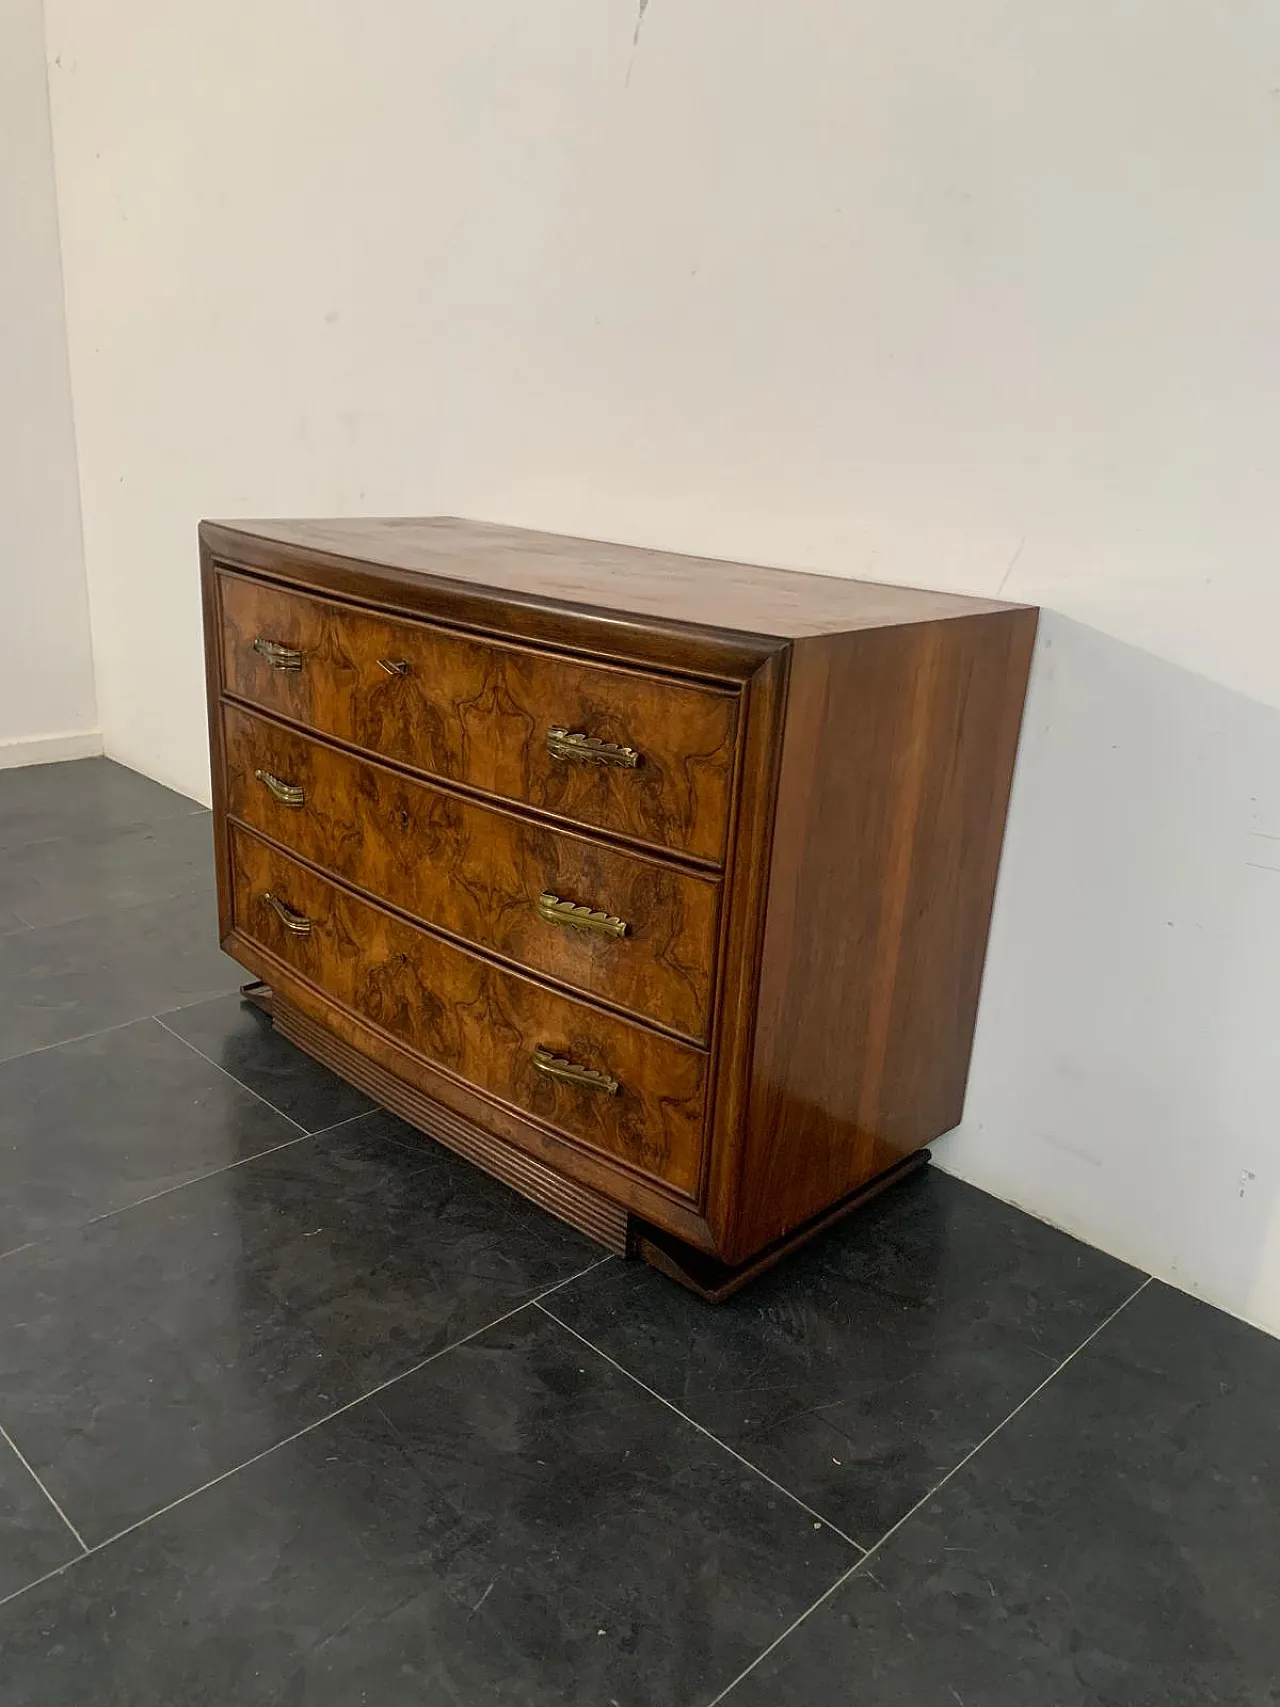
629, 1150, 930, 1302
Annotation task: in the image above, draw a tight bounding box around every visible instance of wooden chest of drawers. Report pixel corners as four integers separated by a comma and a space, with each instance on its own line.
201, 518, 1036, 1297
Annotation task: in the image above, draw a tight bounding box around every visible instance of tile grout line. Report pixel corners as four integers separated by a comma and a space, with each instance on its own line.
849, 1273, 1155, 1560
82, 1101, 384, 1233
0, 973, 241, 1071
536, 1302, 866, 1556
8, 874, 215, 939
0, 1422, 89, 1557
2, 1109, 378, 1267
81, 1133, 317, 1228
0, 806, 211, 891
0, 1253, 616, 1615
0, 1012, 165, 1070
151, 1015, 310, 1133
700, 1273, 1156, 1706
306, 1108, 389, 1140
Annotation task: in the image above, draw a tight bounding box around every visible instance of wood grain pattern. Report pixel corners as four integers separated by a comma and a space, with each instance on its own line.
229, 824, 707, 1196
218, 570, 739, 862
722, 609, 1038, 1261
223, 702, 719, 1040
207, 515, 1023, 640
201, 517, 1038, 1291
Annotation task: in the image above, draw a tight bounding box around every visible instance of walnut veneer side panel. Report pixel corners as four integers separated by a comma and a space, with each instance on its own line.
725, 609, 1038, 1261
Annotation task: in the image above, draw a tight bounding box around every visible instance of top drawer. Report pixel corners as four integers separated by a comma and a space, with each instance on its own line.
217, 571, 738, 864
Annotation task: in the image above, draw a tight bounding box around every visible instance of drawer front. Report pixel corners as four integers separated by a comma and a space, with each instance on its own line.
228, 825, 706, 1196
223, 704, 718, 1041
218, 571, 738, 863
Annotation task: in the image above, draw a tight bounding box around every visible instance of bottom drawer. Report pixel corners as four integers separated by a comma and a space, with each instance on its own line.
228, 824, 706, 1197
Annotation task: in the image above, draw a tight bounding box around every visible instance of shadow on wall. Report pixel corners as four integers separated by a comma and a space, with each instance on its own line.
941, 612, 1280, 1337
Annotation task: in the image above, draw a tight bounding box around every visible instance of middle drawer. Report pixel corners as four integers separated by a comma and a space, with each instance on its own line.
222, 703, 719, 1042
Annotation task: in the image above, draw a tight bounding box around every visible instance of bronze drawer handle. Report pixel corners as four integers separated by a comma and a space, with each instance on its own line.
261, 892, 312, 935
254, 769, 306, 808
536, 892, 629, 940
531, 1045, 619, 1096
377, 658, 411, 676
252, 637, 304, 671
546, 727, 641, 769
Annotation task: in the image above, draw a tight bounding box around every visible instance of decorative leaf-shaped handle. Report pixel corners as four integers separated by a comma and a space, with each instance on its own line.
531, 1045, 619, 1096
536, 892, 628, 940
546, 728, 641, 769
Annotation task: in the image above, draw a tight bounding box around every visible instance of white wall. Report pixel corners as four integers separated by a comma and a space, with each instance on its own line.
40, 1, 1280, 1329
0, 0, 97, 766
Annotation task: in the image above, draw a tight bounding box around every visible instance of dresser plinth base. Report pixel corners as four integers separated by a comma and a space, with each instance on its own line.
628, 1150, 930, 1302
243, 983, 929, 1299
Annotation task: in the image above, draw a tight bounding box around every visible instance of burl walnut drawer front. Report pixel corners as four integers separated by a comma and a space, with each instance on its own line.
217, 570, 738, 863
222, 703, 719, 1041
229, 824, 707, 1196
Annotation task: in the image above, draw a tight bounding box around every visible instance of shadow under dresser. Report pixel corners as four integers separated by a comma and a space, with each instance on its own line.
200, 517, 1037, 1299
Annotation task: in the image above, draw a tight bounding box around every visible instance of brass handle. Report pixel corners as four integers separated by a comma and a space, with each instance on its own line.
546, 727, 641, 769
377, 658, 411, 676
254, 769, 306, 808
252, 638, 304, 671
531, 1045, 619, 1096
537, 892, 629, 940
261, 892, 312, 936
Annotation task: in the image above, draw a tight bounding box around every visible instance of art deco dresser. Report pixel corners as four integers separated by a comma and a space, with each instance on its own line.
200, 518, 1036, 1297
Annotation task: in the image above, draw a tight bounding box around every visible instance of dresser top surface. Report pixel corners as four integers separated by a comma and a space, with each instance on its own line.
205, 516, 1028, 641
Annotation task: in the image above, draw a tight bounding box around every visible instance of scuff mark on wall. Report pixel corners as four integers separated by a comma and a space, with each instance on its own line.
625, 0, 651, 87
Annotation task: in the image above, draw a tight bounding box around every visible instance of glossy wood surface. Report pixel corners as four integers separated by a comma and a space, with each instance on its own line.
209, 516, 1022, 640
229, 824, 706, 1196
202, 517, 1038, 1289
725, 610, 1038, 1260
218, 570, 739, 863
223, 703, 719, 1040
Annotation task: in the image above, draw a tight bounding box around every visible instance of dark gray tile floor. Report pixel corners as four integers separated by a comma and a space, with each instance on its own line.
0, 757, 1275, 1705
